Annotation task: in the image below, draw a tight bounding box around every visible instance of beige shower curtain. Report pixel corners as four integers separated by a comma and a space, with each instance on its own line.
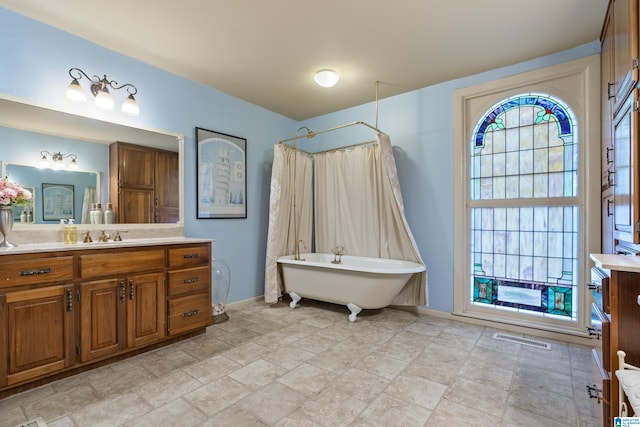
264, 144, 313, 304
264, 132, 427, 306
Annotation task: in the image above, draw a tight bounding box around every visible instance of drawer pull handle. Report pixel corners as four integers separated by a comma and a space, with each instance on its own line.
181, 309, 199, 317
66, 288, 73, 312
182, 277, 199, 284
19, 268, 52, 276
585, 327, 601, 339
182, 254, 199, 259
586, 384, 602, 403
586, 282, 601, 292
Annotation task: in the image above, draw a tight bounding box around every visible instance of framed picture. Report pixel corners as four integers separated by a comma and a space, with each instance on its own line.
42, 183, 74, 221
196, 127, 247, 219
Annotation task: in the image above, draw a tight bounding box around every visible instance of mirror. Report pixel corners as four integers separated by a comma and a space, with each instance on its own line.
0, 95, 184, 228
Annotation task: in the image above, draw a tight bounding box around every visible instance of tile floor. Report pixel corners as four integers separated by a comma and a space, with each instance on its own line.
1, 299, 600, 427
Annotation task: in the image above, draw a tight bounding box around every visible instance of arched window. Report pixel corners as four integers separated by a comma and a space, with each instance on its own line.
469, 93, 578, 320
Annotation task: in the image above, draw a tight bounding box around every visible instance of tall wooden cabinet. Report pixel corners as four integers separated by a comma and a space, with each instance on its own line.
109, 142, 179, 224
601, 0, 639, 253
0, 240, 211, 397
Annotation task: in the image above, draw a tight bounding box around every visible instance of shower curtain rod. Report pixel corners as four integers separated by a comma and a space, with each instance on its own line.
278, 121, 382, 145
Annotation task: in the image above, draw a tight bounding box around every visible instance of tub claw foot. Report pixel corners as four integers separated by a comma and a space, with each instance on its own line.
289, 292, 301, 308
347, 303, 362, 322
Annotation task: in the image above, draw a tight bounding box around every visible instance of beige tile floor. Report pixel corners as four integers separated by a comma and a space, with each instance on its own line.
1, 299, 600, 427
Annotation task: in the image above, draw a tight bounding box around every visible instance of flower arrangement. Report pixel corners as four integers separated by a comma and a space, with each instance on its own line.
0, 177, 33, 207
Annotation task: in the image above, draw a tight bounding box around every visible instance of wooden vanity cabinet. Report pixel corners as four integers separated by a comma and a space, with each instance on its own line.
0, 254, 76, 388
0, 241, 211, 397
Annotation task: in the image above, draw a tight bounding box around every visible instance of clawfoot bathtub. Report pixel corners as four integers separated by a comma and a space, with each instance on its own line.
277, 253, 425, 321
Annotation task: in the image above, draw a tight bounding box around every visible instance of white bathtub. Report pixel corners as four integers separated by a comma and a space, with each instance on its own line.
277, 253, 425, 321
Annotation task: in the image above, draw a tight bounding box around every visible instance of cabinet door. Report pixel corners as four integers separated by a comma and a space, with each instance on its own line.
127, 272, 165, 348
613, 91, 639, 244
3, 285, 74, 386
80, 278, 126, 362
117, 144, 154, 188
612, 0, 638, 113
155, 150, 179, 210
602, 6, 615, 191
117, 188, 153, 224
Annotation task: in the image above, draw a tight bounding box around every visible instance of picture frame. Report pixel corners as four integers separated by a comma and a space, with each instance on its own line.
42, 183, 74, 221
196, 127, 247, 219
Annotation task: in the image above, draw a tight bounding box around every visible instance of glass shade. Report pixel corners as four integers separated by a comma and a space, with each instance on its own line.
65, 79, 87, 102
95, 88, 115, 111
314, 69, 339, 87
212, 258, 231, 323
121, 94, 140, 116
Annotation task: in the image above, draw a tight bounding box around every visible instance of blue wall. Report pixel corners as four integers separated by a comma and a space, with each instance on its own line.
0, 7, 600, 312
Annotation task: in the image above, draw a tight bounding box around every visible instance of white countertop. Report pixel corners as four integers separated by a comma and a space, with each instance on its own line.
0, 237, 213, 255
590, 253, 640, 273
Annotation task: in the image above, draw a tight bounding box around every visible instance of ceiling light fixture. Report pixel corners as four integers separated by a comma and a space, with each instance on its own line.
65, 68, 140, 116
39, 151, 79, 170
314, 69, 339, 88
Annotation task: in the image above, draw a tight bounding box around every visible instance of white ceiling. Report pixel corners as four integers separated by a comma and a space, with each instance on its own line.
1, 0, 608, 121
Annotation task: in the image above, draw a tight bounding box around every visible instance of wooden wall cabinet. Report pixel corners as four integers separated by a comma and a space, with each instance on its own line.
109, 142, 179, 224
0, 241, 211, 397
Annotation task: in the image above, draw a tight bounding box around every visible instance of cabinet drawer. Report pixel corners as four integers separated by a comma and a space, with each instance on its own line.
167, 266, 210, 297
167, 292, 211, 335
168, 245, 210, 268
589, 348, 610, 425
0, 256, 73, 288
79, 250, 164, 278
590, 302, 610, 372
590, 266, 610, 313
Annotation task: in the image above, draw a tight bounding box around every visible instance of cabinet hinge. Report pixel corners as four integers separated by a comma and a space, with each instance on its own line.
77, 289, 80, 302
634, 57, 640, 69
635, 101, 640, 112
76, 344, 80, 355
636, 221, 640, 232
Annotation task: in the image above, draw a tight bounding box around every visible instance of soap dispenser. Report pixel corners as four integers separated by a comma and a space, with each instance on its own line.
64, 219, 77, 244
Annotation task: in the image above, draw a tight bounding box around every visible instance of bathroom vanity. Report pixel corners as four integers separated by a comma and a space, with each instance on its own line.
0, 238, 212, 397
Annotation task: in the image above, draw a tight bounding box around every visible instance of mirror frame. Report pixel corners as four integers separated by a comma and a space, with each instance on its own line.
0, 93, 184, 230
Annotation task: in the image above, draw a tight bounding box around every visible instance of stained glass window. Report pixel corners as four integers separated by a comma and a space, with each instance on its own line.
469, 93, 578, 320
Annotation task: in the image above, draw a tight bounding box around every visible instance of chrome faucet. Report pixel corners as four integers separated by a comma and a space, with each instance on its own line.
295, 239, 306, 261
331, 246, 344, 264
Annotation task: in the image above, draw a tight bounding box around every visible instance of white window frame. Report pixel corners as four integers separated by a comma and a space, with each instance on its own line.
452, 55, 600, 336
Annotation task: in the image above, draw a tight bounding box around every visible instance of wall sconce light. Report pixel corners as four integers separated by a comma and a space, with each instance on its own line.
39, 151, 79, 170
314, 69, 339, 88
66, 68, 140, 116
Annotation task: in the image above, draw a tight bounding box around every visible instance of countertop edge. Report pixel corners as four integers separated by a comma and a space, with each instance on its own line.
590, 253, 640, 273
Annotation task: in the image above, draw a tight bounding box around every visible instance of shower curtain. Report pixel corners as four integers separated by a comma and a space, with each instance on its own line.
264, 132, 427, 306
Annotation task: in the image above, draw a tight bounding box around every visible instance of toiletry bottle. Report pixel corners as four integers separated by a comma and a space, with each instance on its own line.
104, 203, 114, 224
64, 219, 77, 244
26, 207, 32, 223
20, 210, 26, 223
95, 203, 103, 224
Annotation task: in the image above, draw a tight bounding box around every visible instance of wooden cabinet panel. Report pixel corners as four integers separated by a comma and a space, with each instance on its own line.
168, 246, 210, 268
602, 6, 615, 192
167, 292, 211, 336
4, 285, 74, 385
0, 256, 73, 288
612, 0, 638, 113
112, 143, 154, 188
168, 266, 210, 297
80, 278, 125, 362
613, 91, 639, 244
126, 272, 165, 347
117, 188, 153, 224
79, 250, 165, 278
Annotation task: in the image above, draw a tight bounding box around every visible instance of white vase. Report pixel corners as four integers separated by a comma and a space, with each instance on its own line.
0, 206, 17, 247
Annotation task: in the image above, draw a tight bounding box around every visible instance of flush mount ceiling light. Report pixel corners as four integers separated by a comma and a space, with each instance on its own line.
65, 67, 140, 116
39, 151, 79, 170
314, 69, 339, 88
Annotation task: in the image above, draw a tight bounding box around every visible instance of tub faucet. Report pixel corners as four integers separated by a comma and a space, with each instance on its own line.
332, 246, 344, 264
295, 240, 306, 261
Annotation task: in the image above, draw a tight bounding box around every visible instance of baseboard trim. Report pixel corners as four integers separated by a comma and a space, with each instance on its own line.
392, 305, 597, 347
